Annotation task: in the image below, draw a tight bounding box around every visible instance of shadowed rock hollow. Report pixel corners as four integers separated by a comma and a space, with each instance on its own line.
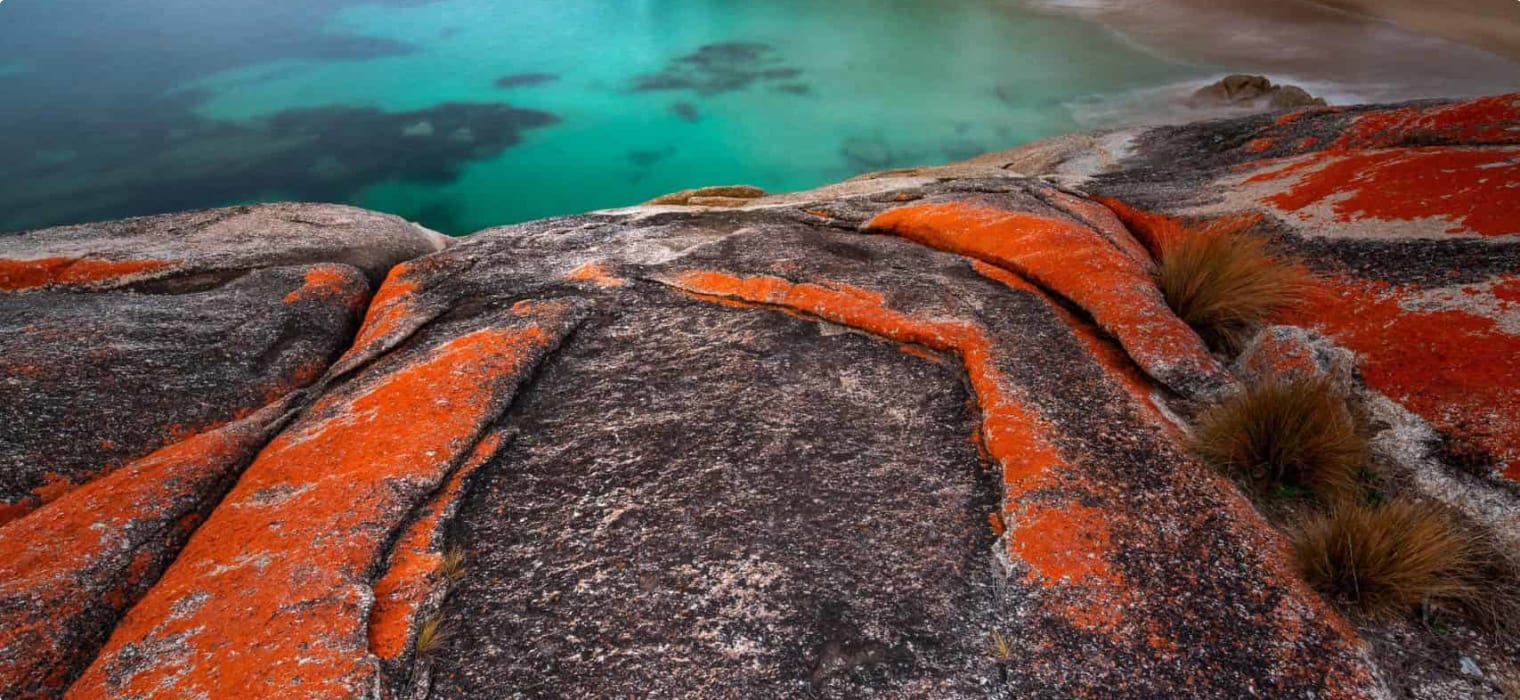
1, 94, 1517, 699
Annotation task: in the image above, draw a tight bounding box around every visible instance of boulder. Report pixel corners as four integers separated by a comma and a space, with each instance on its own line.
1188, 74, 1327, 111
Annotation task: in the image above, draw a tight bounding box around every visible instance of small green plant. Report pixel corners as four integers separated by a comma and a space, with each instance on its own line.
1292, 499, 1480, 620
415, 614, 449, 656
1155, 228, 1313, 353
986, 630, 1013, 663
1190, 376, 1366, 501
441, 545, 467, 583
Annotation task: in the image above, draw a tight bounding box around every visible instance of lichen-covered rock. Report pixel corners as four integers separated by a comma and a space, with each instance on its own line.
0, 399, 295, 699
10, 94, 1520, 698
72, 182, 1372, 698
0, 264, 368, 521
0, 202, 448, 291
1084, 93, 1520, 482
0, 204, 447, 522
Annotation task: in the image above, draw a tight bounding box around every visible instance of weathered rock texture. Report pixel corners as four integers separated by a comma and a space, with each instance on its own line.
2, 94, 1517, 699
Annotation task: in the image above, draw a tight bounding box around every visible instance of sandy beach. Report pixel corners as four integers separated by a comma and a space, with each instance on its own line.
1016, 0, 1520, 107
1312, 0, 1520, 60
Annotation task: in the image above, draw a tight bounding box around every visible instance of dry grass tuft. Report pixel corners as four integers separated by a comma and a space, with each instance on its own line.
986, 630, 1013, 663
1292, 499, 1481, 620
1190, 376, 1366, 501
415, 614, 450, 656
441, 545, 467, 583
1155, 228, 1313, 353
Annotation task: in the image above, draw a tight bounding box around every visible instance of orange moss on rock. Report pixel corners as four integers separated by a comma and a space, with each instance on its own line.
368, 430, 505, 663
1097, 197, 1266, 256
1331, 94, 1520, 150
282, 264, 367, 305
1101, 200, 1520, 480
1006, 503, 1124, 631
866, 201, 1229, 397
0, 472, 89, 527
69, 306, 576, 700
345, 262, 423, 358
666, 270, 1156, 636
1310, 275, 1520, 479
564, 261, 628, 288
670, 270, 1066, 495
971, 260, 1166, 426
0, 257, 176, 291
0, 402, 285, 700
1247, 148, 1520, 237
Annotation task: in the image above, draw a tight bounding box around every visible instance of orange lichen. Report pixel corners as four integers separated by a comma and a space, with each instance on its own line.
282, 264, 365, 304
987, 512, 1006, 537
1247, 148, 1520, 237
972, 260, 1165, 425
666, 270, 1150, 635
669, 270, 1066, 495
1245, 138, 1278, 154
369, 430, 505, 661
897, 344, 943, 363
344, 263, 422, 357
1006, 503, 1123, 630
0, 407, 277, 699
1102, 200, 1520, 480
69, 308, 572, 699
564, 261, 628, 288
1097, 197, 1265, 257
1309, 275, 1520, 480
0, 257, 175, 291
866, 201, 1227, 396
1040, 188, 1154, 263
1, 472, 85, 526
1331, 94, 1520, 150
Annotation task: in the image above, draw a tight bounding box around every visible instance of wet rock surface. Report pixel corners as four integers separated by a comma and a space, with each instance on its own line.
2, 94, 1518, 698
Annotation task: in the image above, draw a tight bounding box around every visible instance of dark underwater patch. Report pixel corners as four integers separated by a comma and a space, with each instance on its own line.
627, 147, 677, 169
631, 41, 804, 95
494, 72, 559, 89
670, 102, 701, 123
0, 101, 561, 233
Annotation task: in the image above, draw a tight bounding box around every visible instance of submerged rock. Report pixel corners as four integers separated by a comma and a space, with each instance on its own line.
4, 93, 1519, 698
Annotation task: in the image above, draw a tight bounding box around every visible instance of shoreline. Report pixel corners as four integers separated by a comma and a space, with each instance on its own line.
1306, 0, 1520, 61
1014, 0, 1520, 109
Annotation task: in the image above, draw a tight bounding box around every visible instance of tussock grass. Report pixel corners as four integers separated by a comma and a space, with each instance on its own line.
1190, 376, 1366, 501
1292, 500, 1481, 620
1155, 229, 1313, 353
987, 630, 1013, 663
415, 614, 449, 656
441, 546, 467, 583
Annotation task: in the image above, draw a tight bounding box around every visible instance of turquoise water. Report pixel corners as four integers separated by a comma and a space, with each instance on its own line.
0, 0, 1209, 234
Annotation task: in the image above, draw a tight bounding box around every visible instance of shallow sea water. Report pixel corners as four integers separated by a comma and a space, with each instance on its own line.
0, 0, 1208, 234
0, 0, 1515, 235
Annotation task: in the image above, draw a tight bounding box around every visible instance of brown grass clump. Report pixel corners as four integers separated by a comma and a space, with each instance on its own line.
1190, 376, 1366, 500
415, 614, 449, 656
987, 630, 1013, 663
1155, 229, 1313, 353
441, 545, 467, 583
1292, 499, 1481, 620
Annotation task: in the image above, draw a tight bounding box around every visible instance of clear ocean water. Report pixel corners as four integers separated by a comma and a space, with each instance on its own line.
0, 0, 1214, 234
1, 0, 1514, 235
